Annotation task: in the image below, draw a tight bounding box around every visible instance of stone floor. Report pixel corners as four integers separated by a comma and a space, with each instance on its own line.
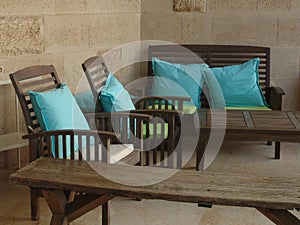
1, 141, 300, 224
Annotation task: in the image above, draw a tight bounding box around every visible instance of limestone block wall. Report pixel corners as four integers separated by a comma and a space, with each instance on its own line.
0, 0, 141, 168
141, 0, 300, 110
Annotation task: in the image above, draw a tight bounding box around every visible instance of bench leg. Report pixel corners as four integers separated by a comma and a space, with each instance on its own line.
275, 142, 281, 159
257, 208, 300, 225
30, 187, 40, 221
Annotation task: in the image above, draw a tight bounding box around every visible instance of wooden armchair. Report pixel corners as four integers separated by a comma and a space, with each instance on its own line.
9, 65, 152, 221
82, 56, 185, 168
148, 44, 285, 159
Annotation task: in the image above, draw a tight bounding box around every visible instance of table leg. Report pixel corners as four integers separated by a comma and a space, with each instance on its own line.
275, 142, 281, 159
30, 188, 40, 221
196, 131, 207, 171
40, 189, 113, 225
41, 190, 67, 225
257, 208, 300, 225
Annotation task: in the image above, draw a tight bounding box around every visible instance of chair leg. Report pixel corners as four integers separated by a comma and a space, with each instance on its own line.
30, 188, 40, 221
275, 142, 281, 159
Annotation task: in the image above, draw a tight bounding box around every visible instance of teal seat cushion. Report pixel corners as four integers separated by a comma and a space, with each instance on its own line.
148, 104, 197, 114
143, 123, 168, 139
29, 83, 90, 157
151, 58, 205, 108
210, 58, 268, 108
100, 73, 136, 112
226, 106, 271, 111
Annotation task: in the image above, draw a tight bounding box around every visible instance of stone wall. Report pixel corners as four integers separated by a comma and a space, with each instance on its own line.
2, 0, 300, 168
141, 0, 300, 110
0, 0, 141, 168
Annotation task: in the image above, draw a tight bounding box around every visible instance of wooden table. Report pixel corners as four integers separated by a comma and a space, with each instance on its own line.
9, 157, 300, 225
196, 109, 300, 170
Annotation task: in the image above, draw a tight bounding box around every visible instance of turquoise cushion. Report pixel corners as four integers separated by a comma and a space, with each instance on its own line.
74, 90, 96, 112
151, 58, 205, 108
100, 73, 136, 112
210, 58, 268, 107
29, 83, 90, 157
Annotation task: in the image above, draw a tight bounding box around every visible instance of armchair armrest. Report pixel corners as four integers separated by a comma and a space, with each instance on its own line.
268, 86, 285, 110
23, 129, 117, 160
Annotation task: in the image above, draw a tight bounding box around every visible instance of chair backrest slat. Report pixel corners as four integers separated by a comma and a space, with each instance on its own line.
9, 65, 61, 133
82, 56, 110, 112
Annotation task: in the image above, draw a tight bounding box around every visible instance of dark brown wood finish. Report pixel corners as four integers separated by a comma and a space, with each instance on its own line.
9, 65, 150, 220
82, 56, 187, 169
148, 45, 284, 109
9, 65, 61, 134
148, 45, 285, 159
9, 157, 300, 225
196, 109, 300, 170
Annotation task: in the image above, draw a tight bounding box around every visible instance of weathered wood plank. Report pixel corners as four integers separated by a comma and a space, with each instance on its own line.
9, 158, 300, 210
287, 112, 300, 130
242, 111, 254, 128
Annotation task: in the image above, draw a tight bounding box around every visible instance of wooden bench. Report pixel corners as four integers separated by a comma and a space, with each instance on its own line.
148, 45, 285, 110
148, 45, 285, 159
9, 157, 300, 225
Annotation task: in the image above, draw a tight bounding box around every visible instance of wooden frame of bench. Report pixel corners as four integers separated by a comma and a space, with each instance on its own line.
148, 44, 285, 159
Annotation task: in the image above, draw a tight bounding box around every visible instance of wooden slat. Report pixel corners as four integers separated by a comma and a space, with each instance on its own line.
9, 157, 300, 210
29, 84, 58, 93
20, 76, 54, 89
243, 111, 255, 128
287, 112, 300, 130
65, 194, 113, 222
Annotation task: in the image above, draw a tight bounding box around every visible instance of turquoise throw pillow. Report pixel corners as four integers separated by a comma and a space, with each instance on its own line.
74, 90, 96, 112
29, 83, 90, 157
100, 73, 136, 112
210, 58, 268, 107
151, 58, 205, 107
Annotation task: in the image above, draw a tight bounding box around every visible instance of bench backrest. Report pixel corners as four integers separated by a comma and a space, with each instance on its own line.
148, 45, 270, 107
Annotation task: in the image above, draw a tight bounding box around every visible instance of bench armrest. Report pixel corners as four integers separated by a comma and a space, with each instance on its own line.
268, 86, 285, 110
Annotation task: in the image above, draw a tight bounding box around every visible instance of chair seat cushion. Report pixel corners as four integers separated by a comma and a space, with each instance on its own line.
226, 106, 271, 111
143, 123, 168, 139
79, 144, 134, 163
148, 104, 197, 114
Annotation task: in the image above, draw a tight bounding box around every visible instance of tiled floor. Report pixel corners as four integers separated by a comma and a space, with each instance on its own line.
1, 141, 300, 224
